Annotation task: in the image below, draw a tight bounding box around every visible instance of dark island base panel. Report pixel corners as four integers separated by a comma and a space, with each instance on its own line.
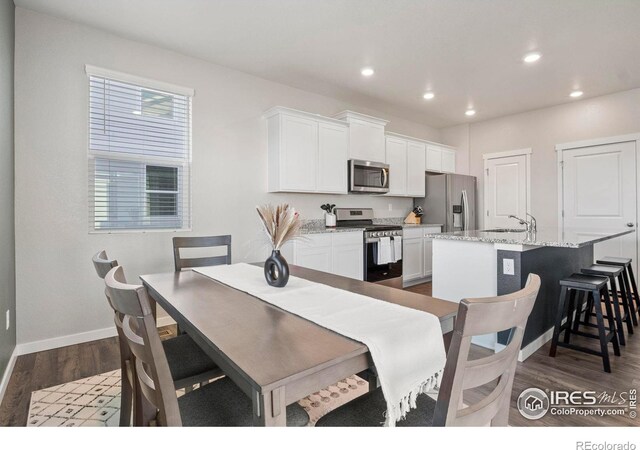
496, 245, 594, 348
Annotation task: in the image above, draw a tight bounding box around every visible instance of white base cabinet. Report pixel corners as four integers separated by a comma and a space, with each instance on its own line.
402, 226, 442, 287
282, 231, 363, 280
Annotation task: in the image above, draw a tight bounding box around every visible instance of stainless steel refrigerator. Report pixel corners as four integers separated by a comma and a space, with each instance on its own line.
414, 173, 477, 232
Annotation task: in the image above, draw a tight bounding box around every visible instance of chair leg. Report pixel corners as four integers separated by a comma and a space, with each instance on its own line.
602, 289, 621, 357
550, 286, 569, 357
593, 290, 612, 373
120, 360, 133, 427
607, 276, 626, 346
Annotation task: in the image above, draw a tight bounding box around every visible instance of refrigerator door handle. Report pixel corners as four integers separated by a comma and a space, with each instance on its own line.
461, 190, 469, 231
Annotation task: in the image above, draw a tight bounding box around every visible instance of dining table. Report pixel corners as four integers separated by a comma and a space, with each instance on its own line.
140, 264, 459, 426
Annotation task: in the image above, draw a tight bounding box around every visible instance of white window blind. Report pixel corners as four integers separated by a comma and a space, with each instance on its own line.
88, 72, 192, 231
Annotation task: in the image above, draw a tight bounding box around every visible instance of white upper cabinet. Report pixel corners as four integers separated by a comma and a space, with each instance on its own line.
384, 133, 426, 197
334, 111, 388, 163
441, 148, 456, 173
266, 107, 348, 194
426, 144, 456, 173
317, 122, 349, 193
426, 145, 443, 172
407, 140, 426, 197
385, 136, 407, 196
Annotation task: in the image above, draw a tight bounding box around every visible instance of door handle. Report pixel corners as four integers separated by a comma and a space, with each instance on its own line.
627, 222, 635, 227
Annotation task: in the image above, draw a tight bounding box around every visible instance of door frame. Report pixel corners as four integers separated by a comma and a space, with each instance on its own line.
482, 148, 532, 228
556, 133, 640, 274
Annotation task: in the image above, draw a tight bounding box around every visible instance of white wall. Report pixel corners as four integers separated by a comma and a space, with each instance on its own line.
14, 8, 441, 346
440, 88, 640, 229
0, 0, 15, 376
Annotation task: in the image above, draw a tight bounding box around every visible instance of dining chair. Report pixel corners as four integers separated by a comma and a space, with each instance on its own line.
172, 235, 232, 271
92, 251, 224, 426
316, 274, 541, 427
104, 265, 309, 427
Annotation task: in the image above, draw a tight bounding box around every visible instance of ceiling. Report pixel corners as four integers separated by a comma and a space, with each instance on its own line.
14, 0, 640, 128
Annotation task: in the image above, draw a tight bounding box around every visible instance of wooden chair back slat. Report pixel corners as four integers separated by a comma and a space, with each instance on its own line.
433, 274, 540, 427
105, 266, 183, 426
173, 235, 232, 271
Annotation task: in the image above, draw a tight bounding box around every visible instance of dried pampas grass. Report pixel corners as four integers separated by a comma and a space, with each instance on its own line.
256, 203, 302, 250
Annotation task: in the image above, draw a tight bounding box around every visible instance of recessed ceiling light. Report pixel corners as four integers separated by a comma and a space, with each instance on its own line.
361, 67, 375, 77
523, 52, 542, 63
465, 109, 476, 116
570, 90, 583, 98
423, 92, 435, 100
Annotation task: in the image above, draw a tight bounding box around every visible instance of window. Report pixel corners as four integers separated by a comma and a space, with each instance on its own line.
87, 68, 192, 231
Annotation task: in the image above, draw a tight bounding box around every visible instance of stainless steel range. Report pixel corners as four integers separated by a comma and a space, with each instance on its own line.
335, 208, 403, 288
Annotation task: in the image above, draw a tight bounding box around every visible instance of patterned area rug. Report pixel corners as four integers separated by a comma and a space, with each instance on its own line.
27, 371, 370, 427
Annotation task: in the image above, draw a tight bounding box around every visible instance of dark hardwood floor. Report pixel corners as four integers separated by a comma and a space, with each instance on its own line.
1, 289, 638, 426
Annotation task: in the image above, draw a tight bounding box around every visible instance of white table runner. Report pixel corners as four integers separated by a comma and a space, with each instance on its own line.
194, 263, 446, 426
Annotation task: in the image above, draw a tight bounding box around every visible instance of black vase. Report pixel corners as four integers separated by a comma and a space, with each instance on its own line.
264, 250, 290, 287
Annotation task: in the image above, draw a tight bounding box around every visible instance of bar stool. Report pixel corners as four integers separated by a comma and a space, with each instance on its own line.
596, 257, 639, 326
550, 273, 620, 373
581, 264, 633, 345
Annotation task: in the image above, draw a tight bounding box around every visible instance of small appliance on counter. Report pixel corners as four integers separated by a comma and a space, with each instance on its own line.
404, 206, 423, 224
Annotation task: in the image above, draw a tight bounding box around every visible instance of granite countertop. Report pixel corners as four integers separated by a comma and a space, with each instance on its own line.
403, 223, 443, 228
426, 228, 635, 248
299, 218, 443, 234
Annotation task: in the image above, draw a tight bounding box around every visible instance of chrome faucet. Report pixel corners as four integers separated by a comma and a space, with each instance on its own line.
508, 213, 537, 233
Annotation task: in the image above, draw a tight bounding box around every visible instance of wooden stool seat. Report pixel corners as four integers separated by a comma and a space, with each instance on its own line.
559, 273, 609, 290
597, 257, 640, 326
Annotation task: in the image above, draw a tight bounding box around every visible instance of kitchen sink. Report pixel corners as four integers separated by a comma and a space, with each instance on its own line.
480, 228, 528, 233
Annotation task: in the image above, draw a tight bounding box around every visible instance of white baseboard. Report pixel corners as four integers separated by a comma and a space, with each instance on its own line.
15, 326, 118, 356
489, 326, 555, 362
518, 326, 554, 362
0, 348, 18, 406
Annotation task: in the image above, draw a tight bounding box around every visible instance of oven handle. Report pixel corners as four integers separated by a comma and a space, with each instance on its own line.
365, 236, 403, 244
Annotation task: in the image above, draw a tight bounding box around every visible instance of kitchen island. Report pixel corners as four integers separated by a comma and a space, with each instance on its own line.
428, 228, 635, 360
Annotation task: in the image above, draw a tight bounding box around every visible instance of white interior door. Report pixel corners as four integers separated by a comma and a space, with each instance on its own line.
484, 154, 528, 229
561, 141, 637, 270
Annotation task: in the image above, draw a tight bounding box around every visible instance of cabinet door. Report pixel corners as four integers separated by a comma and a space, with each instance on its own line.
332, 243, 364, 280
423, 238, 433, 278
406, 141, 426, 197
385, 136, 407, 196
295, 234, 332, 273
441, 149, 456, 173
403, 238, 424, 282
281, 115, 318, 191
426, 145, 442, 172
317, 122, 348, 194
349, 118, 385, 162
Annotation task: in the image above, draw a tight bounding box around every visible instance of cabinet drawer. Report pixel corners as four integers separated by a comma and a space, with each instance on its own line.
332, 231, 363, 246
423, 226, 442, 236
403, 227, 423, 239
297, 233, 332, 249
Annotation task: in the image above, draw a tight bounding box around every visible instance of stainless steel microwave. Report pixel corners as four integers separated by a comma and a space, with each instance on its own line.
348, 160, 390, 194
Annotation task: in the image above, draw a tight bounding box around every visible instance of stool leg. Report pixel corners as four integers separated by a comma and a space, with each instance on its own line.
573, 291, 586, 333
627, 265, 640, 317
550, 286, 569, 357
623, 267, 639, 326
602, 289, 621, 357
593, 290, 612, 373
608, 276, 626, 346
563, 289, 577, 344
618, 272, 635, 334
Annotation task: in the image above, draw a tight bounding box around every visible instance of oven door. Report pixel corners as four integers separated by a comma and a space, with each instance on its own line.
364, 238, 403, 285
349, 160, 389, 194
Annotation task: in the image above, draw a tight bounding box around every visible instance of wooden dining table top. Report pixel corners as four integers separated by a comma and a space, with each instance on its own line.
140, 264, 458, 396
